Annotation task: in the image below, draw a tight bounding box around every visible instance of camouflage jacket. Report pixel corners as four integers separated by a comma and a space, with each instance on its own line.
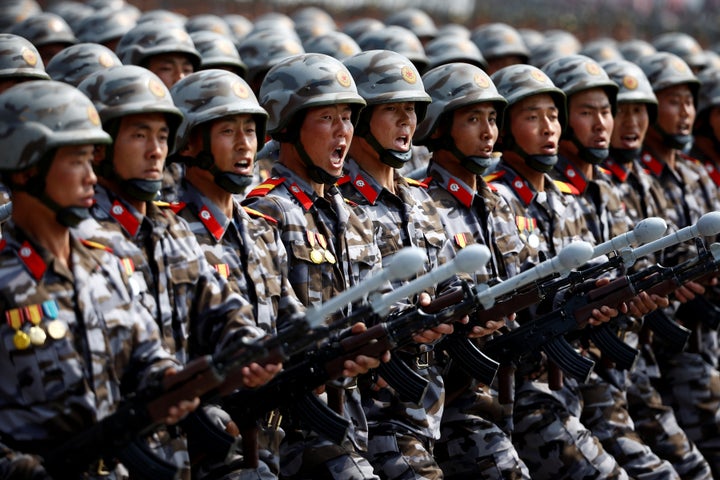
174, 180, 304, 334
337, 158, 459, 441
603, 157, 670, 225
0, 221, 174, 451
551, 156, 630, 244
75, 184, 261, 364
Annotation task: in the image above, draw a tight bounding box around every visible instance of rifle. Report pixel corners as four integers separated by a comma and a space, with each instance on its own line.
483, 240, 720, 392
41, 247, 430, 480
223, 245, 493, 445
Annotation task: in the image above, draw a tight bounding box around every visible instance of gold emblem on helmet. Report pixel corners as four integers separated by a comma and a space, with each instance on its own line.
586, 62, 601, 75
340, 42, 355, 57
21, 47, 37, 67
474, 73, 489, 88
232, 80, 249, 98
336, 70, 352, 88
148, 78, 166, 98
672, 58, 689, 73
401, 65, 417, 84
530, 69, 548, 83
98, 52, 115, 67
219, 40, 234, 54
87, 105, 101, 126
623, 75, 638, 90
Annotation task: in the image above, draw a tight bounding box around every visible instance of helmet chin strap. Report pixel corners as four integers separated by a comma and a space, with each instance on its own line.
364, 130, 413, 169
506, 135, 557, 173
439, 137, 493, 175
653, 124, 693, 150
609, 147, 642, 164
569, 135, 608, 165
295, 139, 341, 185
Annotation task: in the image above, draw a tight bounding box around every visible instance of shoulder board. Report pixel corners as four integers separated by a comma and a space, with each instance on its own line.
597, 166, 611, 175
678, 152, 702, 165
336, 174, 351, 186
153, 201, 187, 214
80, 238, 114, 254
0, 239, 6, 251
242, 206, 278, 224
344, 198, 359, 207
483, 170, 506, 183
246, 177, 286, 198
553, 180, 581, 195
404, 177, 429, 188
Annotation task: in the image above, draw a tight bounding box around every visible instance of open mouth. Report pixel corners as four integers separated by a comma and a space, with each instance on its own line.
540, 142, 557, 154
331, 144, 346, 163
619, 133, 639, 147
393, 134, 411, 151
233, 158, 253, 174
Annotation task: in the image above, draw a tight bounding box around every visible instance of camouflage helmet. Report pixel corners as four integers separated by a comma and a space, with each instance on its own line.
190, 31, 247, 77
343, 49, 431, 122
237, 29, 305, 85
436, 23, 471, 40
470, 23, 529, 62
600, 59, 657, 123
580, 38, 624, 63
541, 54, 618, 109
225, 14, 252, 42
694, 67, 720, 122
342, 18, 384, 41
185, 14, 232, 36
0, 33, 50, 81
45, 1, 94, 32
415, 62, 506, 144
385, 8, 438, 40
252, 12, 296, 36
424, 35, 487, 71
116, 22, 201, 69
292, 6, 336, 43
75, 8, 136, 45
0, 80, 110, 172
636, 51, 700, 97
10, 12, 77, 48
77, 65, 183, 150
529, 36, 580, 69
0, 0, 41, 32
618, 39, 656, 63
170, 69, 268, 153
653, 32, 707, 72
356, 26, 429, 72
136, 9, 187, 27
518, 28, 544, 50
303, 31, 361, 60
259, 53, 366, 137
46, 42, 122, 86
490, 63, 567, 130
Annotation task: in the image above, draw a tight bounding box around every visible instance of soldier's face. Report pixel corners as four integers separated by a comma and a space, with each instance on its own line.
655, 84, 695, 137
146, 53, 194, 88
568, 88, 613, 149
207, 114, 258, 176
369, 102, 417, 153
611, 102, 649, 150
46, 145, 97, 209
450, 102, 499, 158
113, 113, 169, 182
299, 103, 353, 177
509, 93, 561, 155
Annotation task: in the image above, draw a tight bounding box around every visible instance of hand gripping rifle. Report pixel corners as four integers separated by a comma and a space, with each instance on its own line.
223, 245, 492, 446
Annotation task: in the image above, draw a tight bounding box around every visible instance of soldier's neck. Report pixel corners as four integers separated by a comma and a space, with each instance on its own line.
432, 150, 477, 191
503, 151, 545, 192
644, 129, 677, 170
13, 194, 71, 267
559, 141, 593, 180
350, 140, 396, 194
186, 167, 233, 219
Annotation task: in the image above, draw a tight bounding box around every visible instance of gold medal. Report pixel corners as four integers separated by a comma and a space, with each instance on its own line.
324, 250, 336, 264
527, 233, 540, 249
310, 249, 324, 264
13, 330, 30, 350
47, 320, 67, 340
29, 326, 46, 346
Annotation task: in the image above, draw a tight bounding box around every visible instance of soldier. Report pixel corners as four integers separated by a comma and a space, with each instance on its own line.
9, 12, 77, 64
75, 65, 276, 476
242, 53, 385, 480
542, 54, 680, 480
0, 80, 196, 479
0, 33, 49, 94
45, 42, 122, 87
338, 49, 469, 480
488, 63, 626, 479
470, 23, 529, 75
413, 61, 530, 479
169, 69, 306, 479
637, 51, 720, 479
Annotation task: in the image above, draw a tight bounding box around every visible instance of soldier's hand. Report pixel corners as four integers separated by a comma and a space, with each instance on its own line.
162, 368, 201, 425
626, 292, 669, 317
241, 361, 283, 388
343, 322, 389, 377
2, 454, 51, 480
412, 292, 458, 343
675, 280, 705, 303
467, 313, 513, 338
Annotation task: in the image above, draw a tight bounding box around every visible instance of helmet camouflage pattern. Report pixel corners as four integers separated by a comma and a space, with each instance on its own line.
224, 14, 252, 42
342, 17, 384, 41
415, 62, 506, 144
136, 9, 187, 26
600, 59, 657, 122
171, 69, 268, 153
237, 29, 305, 84
618, 39, 656, 63
529, 36, 580, 69
46, 42, 122, 86
0, 0, 41, 32
356, 26, 429, 72
190, 30, 247, 77
343, 49, 431, 122
0, 33, 49, 81
695, 67, 720, 119
77, 65, 183, 149
292, 6, 336, 43
75, 8, 137, 45
10, 12, 77, 47
185, 14, 232, 36
424, 35, 487, 71
542, 54, 618, 109
636, 51, 700, 97
385, 8, 438, 40
653, 32, 707, 71
580, 38, 624, 63
45, 1, 94, 32
303, 31, 361, 61
116, 22, 201, 69
0, 80, 110, 172
259, 53, 366, 135
470, 23, 529, 62
491, 63, 567, 130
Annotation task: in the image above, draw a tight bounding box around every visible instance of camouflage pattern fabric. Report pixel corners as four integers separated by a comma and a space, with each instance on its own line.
0, 221, 175, 476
